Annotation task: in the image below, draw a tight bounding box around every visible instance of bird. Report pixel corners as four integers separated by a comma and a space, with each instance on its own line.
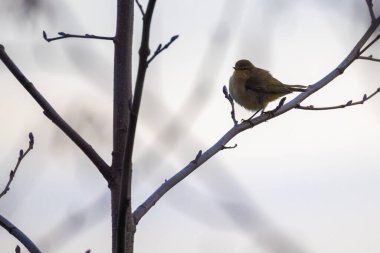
229, 59, 307, 113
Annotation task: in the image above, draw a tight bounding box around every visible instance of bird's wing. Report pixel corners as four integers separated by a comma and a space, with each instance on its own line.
245, 70, 291, 94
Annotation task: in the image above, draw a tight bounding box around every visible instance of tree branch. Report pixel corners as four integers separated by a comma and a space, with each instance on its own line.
296, 87, 380, 110
0, 214, 42, 253
365, 0, 376, 22
111, 0, 135, 252
0, 45, 111, 181
147, 35, 179, 64
133, 13, 380, 224
222, 85, 238, 125
117, 0, 156, 244
0, 133, 34, 199
359, 34, 380, 54
358, 55, 380, 62
43, 31, 114, 42
135, 0, 145, 16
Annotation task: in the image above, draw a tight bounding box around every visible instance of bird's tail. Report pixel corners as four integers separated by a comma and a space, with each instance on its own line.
287, 84, 308, 92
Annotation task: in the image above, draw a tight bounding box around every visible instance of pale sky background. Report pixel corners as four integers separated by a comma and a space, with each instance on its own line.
1, 0, 380, 253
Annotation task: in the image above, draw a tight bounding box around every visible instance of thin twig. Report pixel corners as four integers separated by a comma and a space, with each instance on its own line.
223, 85, 238, 125
0, 214, 42, 253
0, 133, 34, 199
365, 0, 376, 21
42, 31, 114, 42
147, 35, 179, 64
190, 150, 202, 165
296, 87, 380, 110
0, 45, 111, 181
359, 34, 380, 54
133, 13, 380, 224
135, 0, 145, 16
358, 55, 380, 62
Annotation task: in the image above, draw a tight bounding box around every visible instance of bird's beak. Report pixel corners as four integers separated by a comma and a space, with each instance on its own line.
233, 67, 236, 70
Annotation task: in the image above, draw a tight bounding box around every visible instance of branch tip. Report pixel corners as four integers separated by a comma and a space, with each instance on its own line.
147, 34, 179, 64
42, 31, 114, 43
0, 133, 34, 199
223, 85, 238, 125
29, 132, 34, 148
297, 87, 380, 111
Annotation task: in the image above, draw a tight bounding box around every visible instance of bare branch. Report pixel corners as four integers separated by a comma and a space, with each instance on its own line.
365, 0, 376, 21
117, 0, 157, 251
43, 31, 114, 42
296, 87, 380, 110
135, 0, 145, 16
133, 15, 380, 224
358, 55, 380, 62
0, 133, 34, 199
359, 34, 380, 54
0, 214, 42, 253
147, 35, 179, 64
0, 45, 111, 181
223, 85, 238, 125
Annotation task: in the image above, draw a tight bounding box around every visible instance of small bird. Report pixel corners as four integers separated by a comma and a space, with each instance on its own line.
229, 59, 307, 113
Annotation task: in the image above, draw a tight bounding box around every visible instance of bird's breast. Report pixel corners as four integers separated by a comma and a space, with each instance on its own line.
229, 74, 262, 111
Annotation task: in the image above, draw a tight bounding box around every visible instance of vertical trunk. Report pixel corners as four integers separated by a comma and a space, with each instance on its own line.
112, 0, 134, 252
111, 184, 136, 253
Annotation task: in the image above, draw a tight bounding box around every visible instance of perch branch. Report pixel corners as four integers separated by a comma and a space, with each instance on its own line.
0, 45, 111, 181
133, 12, 380, 224
0, 133, 34, 199
43, 31, 114, 42
296, 87, 380, 110
0, 214, 42, 253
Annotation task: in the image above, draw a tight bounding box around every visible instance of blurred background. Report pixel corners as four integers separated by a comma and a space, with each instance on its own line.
1, 0, 380, 252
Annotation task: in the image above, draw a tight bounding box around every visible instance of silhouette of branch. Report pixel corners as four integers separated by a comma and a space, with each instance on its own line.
223, 85, 238, 125
133, 10, 380, 224
135, 0, 145, 16
0, 45, 111, 181
296, 87, 380, 110
365, 0, 376, 21
359, 34, 380, 54
147, 35, 179, 64
0, 133, 34, 199
358, 55, 380, 62
0, 214, 42, 253
117, 0, 157, 251
43, 31, 114, 42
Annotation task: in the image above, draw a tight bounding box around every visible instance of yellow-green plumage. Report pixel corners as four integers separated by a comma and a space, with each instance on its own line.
229, 59, 307, 111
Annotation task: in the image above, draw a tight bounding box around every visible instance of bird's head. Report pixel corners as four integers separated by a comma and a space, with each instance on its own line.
233, 59, 254, 71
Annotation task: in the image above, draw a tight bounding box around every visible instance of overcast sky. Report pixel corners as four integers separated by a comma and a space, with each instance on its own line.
1, 1, 380, 253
